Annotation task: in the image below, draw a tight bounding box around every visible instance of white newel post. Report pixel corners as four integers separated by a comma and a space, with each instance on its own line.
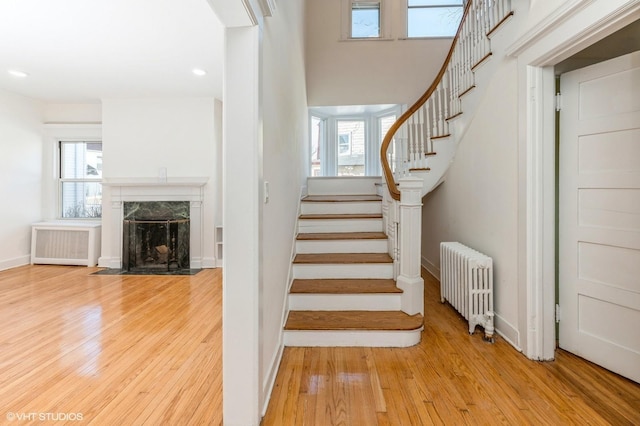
397, 177, 424, 316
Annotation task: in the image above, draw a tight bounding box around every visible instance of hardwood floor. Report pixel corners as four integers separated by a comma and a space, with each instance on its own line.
0, 265, 222, 425
2, 265, 639, 425
265, 270, 640, 425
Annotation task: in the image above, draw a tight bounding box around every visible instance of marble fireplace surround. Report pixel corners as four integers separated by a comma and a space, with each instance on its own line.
101, 177, 208, 269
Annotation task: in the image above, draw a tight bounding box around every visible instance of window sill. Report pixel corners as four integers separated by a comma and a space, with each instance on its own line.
397, 36, 455, 40
339, 37, 395, 42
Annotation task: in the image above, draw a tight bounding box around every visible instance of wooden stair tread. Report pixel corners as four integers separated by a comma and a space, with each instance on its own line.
293, 253, 393, 264
290, 279, 402, 294
297, 232, 387, 241
302, 195, 382, 202
284, 310, 423, 331
299, 213, 382, 220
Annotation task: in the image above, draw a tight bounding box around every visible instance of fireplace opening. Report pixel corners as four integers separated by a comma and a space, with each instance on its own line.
122, 201, 190, 273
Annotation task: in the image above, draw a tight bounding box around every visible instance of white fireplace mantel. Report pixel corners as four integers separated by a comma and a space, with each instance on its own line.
99, 177, 209, 269
102, 177, 209, 187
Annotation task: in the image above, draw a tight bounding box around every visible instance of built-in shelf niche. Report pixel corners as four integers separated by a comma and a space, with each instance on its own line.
215, 226, 223, 266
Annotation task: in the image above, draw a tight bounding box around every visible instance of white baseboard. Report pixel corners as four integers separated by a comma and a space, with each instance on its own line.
201, 257, 217, 268
98, 256, 120, 269
421, 255, 440, 280
261, 339, 285, 417
261, 183, 304, 417
0, 255, 30, 272
494, 313, 522, 352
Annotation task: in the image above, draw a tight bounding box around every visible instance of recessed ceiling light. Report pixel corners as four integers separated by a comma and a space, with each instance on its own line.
8, 70, 29, 78
192, 68, 207, 76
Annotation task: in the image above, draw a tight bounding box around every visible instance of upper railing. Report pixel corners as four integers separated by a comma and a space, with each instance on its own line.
380, 0, 513, 200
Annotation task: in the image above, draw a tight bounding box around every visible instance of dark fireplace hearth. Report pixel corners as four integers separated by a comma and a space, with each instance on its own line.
122, 201, 190, 273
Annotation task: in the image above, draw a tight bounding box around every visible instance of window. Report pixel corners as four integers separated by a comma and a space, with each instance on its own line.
337, 120, 365, 176
407, 0, 464, 38
351, 1, 380, 38
341, 0, 389, 40
338, 133, 352, 155
309, 105, 400, 177
59, 141, 103, 218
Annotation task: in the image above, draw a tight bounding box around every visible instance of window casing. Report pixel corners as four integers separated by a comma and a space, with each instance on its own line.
341, 0, 390, 40
59, 141, 103, 218
406, 0, 464, 38
351, 1, 381, 38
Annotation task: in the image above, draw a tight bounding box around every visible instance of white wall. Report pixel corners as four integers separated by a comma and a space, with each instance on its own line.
44, 103, 102, 123
260, 0, 309, 413
305, 0, 452, 106
100, 98, 218, 266
421, 55, 521, 345
0, 90, 44, 270
420, 0, 640, 355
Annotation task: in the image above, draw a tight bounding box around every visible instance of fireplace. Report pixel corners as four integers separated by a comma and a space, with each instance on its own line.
99, 177, 209, 270
122, 201, 190, 272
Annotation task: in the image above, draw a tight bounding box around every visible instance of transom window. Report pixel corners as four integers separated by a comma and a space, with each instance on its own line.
407, 0, 464, 38
59, 141, 103, 218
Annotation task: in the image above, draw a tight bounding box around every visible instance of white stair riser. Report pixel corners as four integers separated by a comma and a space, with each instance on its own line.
300, 202, 381, 215
283, 328, 422, 347
292, 263, 393, 279
288, 293, 401, 311
307, 177, 380, 196
295, 239, 387, 254
298, 219, 382, 233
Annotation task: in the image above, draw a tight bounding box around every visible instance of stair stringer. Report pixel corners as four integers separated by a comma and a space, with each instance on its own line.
404, 13, 517, 198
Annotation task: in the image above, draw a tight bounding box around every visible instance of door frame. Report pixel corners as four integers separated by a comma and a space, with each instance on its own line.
507, 0, 640, 360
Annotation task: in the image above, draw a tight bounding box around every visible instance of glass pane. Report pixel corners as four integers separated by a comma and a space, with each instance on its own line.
337, 120, 365, 176
352, 6, 380, 38
380, 115, 397, 173
409, 0, 463, 6
61, 142, 103, 179
61, 181, 103, 218
310, 116, 322, 176
379, 115, 396, 145
408, 6, 463, 37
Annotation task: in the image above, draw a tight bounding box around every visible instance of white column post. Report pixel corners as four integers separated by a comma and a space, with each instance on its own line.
223, 25, 262, 426
397, 177, 424, 316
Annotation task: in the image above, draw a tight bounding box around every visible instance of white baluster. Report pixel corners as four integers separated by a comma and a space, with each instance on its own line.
442, 72, 450, 133
437, 83, 443, 136
421, 105, 429, 168
411, 114, 417, 169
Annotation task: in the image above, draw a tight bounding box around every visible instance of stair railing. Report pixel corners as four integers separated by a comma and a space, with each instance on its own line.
380, 0, 513, 316
380, 0, 513, 201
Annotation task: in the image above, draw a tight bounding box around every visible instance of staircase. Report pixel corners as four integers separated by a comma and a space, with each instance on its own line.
381, 0, 514, 201
283, 177, 423, 347
283, 0, 515, 347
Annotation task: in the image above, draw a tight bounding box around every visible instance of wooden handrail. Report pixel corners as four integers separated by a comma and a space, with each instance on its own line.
380, 1, 474, 201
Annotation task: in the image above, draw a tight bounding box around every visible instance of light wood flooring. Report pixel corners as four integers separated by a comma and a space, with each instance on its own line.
265, 270, 640, 425
1, 265, 639, 425
0, 265, 222, 425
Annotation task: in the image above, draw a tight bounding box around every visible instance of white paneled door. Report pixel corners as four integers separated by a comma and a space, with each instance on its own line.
559, 50, 640, 383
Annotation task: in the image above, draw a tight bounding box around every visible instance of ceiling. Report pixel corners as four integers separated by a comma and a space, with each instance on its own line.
0, 0, 225, 103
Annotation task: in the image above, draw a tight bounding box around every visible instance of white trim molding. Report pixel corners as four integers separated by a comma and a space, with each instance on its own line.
257, 0, 276, 17
510, 0, 640, 361
506, 0, 594, 58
